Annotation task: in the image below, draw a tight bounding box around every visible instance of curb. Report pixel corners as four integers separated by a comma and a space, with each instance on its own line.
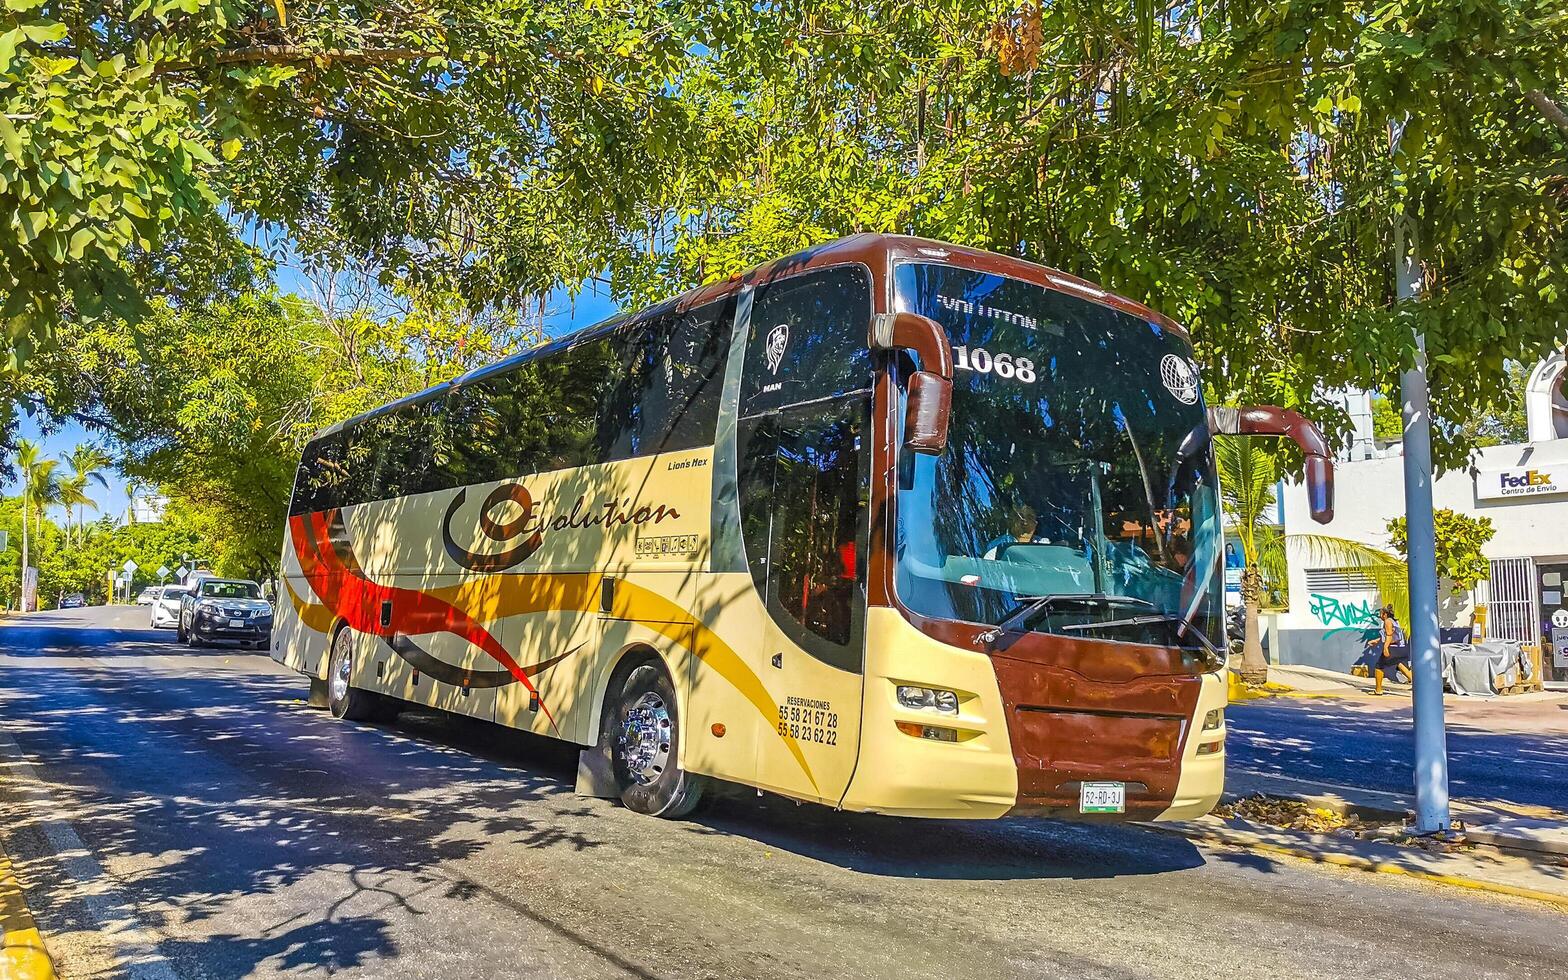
1146, 820, 1568, 912
0, 847, 54, 980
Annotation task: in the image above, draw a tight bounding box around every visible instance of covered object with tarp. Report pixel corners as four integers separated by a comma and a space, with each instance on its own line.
1440, 640, 1533, 696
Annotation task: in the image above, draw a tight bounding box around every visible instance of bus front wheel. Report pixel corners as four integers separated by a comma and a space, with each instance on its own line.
609, 662, 703, 818
327, 627, 377, 722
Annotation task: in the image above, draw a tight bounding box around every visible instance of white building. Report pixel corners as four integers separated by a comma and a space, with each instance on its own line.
1275, 349, 1568, 684
128, 493, 168, 524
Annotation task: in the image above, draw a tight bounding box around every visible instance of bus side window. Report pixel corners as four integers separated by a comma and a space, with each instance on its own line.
602, 298, 733, 461
742, 266, 873, 416
370, 402, 438, 500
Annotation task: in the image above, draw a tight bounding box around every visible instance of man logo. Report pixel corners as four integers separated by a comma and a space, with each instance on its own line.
1159, 353, 1200, 405
765, 322, 790, 375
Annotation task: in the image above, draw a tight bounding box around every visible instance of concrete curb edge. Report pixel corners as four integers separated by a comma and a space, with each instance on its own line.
1144, 820, 1568, 912
0, 845, 54, 980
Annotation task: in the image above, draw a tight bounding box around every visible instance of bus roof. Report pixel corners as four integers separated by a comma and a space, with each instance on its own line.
311, 234, 1186, 442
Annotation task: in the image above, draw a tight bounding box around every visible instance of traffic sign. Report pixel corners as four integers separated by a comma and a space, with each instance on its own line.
156, 565, 171, 580
175, 565, 189, 581
123, 558, 139, 574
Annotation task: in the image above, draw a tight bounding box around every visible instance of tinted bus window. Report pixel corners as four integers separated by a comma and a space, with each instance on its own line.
741, 266, 872, 416
290, 433, 349, 515
603, 298, 733, 459
437, 337, 617, 487
370, 402, 439, 499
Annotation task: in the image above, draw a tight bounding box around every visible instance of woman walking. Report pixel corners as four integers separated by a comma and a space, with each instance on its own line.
1374, 604, 1414, 695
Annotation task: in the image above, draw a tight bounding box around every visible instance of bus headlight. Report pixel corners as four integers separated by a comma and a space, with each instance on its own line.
1203, 709, 1223, 731
896, 685, 959, 714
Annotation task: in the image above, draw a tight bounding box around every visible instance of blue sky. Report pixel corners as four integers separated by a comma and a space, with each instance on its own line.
4, 277, 624, 524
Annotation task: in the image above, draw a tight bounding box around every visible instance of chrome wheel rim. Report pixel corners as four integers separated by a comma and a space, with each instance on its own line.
617, 691, 671, 786
330, 635, 351, 703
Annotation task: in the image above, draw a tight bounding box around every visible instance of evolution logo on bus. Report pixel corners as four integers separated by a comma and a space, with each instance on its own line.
441, 481, 683, 572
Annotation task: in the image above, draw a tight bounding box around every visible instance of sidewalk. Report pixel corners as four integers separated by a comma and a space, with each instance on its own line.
1150, 767, 1568, 912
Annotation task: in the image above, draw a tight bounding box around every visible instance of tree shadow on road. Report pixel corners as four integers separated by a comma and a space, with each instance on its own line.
0, 630, 610, 978
1227, 698, 1568, 812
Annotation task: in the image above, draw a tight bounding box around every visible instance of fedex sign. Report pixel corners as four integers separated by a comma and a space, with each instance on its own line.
1477, 466, 1564, 500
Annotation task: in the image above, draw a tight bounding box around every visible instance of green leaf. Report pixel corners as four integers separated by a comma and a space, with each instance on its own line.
0, 27, 22, 73
0, 114, 23, 162
67, 227, 95, 259
19, 21, 68, 44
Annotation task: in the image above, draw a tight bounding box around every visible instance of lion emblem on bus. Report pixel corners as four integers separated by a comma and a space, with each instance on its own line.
765, 322, 789, 375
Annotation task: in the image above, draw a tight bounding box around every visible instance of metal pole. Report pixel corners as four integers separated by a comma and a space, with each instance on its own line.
1395, 217, 1451, 833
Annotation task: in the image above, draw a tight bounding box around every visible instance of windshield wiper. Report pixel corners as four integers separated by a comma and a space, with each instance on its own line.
980, 594, 1156, 643
1059, 613, 1223, 658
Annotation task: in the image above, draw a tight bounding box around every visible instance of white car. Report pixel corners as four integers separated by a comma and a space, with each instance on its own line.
136, 587, 163, 605
151, 584, 191, 629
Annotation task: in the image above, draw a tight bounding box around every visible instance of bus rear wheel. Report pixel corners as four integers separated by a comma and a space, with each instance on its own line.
327, 627, 377, 722
609, 662, 703, 818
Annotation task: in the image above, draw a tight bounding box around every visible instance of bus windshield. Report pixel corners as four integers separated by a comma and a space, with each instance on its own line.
892, 263, 1223, 653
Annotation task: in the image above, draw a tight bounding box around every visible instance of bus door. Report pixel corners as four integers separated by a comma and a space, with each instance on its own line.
737, 397, 870, 804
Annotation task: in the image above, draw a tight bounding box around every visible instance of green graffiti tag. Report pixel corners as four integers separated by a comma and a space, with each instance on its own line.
1309, 593, 1380, 637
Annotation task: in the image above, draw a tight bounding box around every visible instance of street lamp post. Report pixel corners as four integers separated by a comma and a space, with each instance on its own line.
1395, 216, 1452, 835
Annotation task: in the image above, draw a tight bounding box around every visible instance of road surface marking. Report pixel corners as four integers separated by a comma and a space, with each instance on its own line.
0, 732, 180, 980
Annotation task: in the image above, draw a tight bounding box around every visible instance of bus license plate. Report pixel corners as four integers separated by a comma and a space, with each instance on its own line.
1079, 781, 1125, 814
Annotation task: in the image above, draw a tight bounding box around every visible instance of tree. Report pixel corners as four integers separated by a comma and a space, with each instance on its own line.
66, 288, 537, 577
1387, 508, 1496, 592
56, 470, 90, 544
1216, 435, 1408, 684
620, 2, 1567, 468
61, 442, 111, 542
14, 436, 58, 609
1, 0, 717, 449
1371, 393, 1404, 443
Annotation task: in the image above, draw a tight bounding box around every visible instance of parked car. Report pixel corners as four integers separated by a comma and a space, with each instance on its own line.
59, 593, 86, 609
151, 584, 191, 629
178, 576, 273, 649
135, 587, 163, 605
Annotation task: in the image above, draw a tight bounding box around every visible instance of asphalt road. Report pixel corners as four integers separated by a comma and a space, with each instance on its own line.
2, 606, 1565, 980
1228, 696, 1568, 811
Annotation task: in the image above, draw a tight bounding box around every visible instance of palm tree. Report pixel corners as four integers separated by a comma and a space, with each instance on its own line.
62, 444, 110, 542
1216, 436, 1408, 685
15, 439, 60, 612
57, 473, 93, 546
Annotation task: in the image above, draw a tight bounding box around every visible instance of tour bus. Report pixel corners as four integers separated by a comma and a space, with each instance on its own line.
274, 234, 1335, 821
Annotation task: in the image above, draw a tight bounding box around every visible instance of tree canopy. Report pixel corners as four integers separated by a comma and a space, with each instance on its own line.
6, 1, 1566, 492
0, 0, 713, 426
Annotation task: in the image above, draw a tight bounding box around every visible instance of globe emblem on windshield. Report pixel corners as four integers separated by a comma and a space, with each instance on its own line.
1159, 354, 1200, 405
765, 322, 790, 375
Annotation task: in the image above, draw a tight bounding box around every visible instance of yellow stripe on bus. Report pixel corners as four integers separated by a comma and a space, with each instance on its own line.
614, 580, 818, 794
284, 576, 338, 633
284, 569, 818, 791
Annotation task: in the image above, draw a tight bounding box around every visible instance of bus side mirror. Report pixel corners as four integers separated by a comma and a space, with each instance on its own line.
904, 371, 952, 454
1209, 405, 1336, 524
871, 312, 953, 456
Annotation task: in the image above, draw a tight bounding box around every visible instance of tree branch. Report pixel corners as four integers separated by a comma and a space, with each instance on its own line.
156, 46, 442, 74
1527, 89, 1568, 137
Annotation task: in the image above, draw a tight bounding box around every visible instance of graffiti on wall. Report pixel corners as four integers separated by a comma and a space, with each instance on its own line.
1308, 593, 1381, 636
